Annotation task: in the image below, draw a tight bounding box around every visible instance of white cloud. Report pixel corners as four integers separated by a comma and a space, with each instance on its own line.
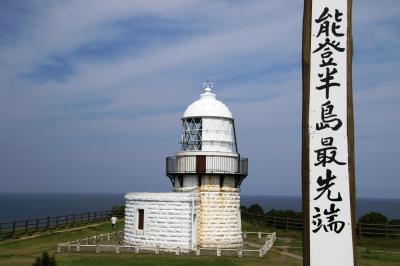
0, 1, 399, 197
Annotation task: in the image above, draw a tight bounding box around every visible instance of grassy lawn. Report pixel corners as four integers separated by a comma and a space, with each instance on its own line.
0, 220, 399, 266
0, 222, 119, 266
54, 252, 301, 266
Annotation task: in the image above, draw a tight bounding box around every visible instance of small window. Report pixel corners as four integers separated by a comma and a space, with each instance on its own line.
138, 209, 144, 230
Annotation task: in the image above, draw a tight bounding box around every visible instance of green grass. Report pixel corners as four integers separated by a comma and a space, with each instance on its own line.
54, 252, 301, 266
0, 220, 106, 241
1, 220, 399, 266
0, 222, 121, 266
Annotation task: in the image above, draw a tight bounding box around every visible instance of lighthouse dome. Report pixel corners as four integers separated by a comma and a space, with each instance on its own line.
180, 82, 237, 153
183, 86, 232, 119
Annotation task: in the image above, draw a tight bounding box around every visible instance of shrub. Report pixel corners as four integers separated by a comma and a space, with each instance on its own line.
111, 205, 125, 218
240, 205, 248, 212
32, 252, 56, 266
248, 204, 264, 215
358, 212, 388, 237
266, 209, 302, 219
359, 212, 388, 224
389, 219, 400, 225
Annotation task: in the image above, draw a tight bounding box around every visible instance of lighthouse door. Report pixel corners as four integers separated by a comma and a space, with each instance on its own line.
196, 155, 206, 173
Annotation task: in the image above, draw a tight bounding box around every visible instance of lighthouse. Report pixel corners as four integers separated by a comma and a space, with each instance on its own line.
124, 82, 248, 250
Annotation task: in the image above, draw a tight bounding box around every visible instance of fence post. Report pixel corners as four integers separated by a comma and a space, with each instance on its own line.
258, 231, 262, 239
176, 247, 180, 255
156, 246, 160, 254
385, 223, 389, 239
77, 240, 80, 252
243, 232, 247, 239
286, 217, 289, 230
116, 244, 120, 254
217, 248, 221, 256
96, 244, 100, 253
25, 220, 28, 233
196, 248, 200, 256
238, 248, 243, 257
12, 220, 16, 235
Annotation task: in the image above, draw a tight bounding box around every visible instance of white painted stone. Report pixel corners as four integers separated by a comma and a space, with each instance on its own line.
124, 192, 199, 250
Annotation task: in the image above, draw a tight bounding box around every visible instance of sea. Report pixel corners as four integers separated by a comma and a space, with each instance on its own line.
0, 193, 399, 222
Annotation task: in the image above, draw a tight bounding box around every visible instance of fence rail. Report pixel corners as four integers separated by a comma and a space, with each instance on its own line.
241, 211, 400, 238
57, 230, 276, 257
1, 208, 398, 239
0, 209, 124, 237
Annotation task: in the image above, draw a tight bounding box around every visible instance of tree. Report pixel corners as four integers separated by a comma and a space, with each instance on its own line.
358, 212, 388, 237
32, 252, 56, 266
389, 219, 400, 226
266, 209, 302, 219
248, 204, 264, 215
358, 212, 388, 224
111, 205, 125, 218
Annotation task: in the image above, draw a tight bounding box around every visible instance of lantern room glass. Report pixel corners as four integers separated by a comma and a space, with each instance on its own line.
181, 118, 202, 151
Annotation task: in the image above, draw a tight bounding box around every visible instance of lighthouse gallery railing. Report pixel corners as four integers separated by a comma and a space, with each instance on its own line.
166, 155, 248, 176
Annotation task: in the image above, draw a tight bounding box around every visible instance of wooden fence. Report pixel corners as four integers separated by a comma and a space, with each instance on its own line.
241, 211, 400, 238
1, 208, 398, 239
0, 209, 124, 237
57, 231, 276, 258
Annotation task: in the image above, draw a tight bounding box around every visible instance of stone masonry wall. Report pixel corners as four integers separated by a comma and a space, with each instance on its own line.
198, 175, 242, 248
124, 193, 199, 250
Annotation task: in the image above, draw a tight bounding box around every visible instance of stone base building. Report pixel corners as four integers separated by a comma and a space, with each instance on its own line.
124, 193, 199, 250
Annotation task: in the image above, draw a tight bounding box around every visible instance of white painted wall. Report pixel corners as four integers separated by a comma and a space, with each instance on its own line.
124, 192, 199, 250
173, 175, 198, 192
202, 118, 236, 152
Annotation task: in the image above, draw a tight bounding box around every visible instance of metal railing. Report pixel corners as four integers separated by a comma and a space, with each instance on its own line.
166, 155, 248, 176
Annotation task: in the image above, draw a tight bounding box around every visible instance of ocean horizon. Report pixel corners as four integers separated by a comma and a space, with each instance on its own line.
0, 193, 399, 222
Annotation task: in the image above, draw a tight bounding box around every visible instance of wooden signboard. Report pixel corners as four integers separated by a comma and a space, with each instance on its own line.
302, 0, 356, 265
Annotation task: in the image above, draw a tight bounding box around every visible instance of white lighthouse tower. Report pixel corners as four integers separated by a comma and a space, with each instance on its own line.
166, 81, 248, 248
124, 82, 248, 250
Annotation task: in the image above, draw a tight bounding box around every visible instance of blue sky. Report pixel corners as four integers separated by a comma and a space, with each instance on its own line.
0, 0, 399, 198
